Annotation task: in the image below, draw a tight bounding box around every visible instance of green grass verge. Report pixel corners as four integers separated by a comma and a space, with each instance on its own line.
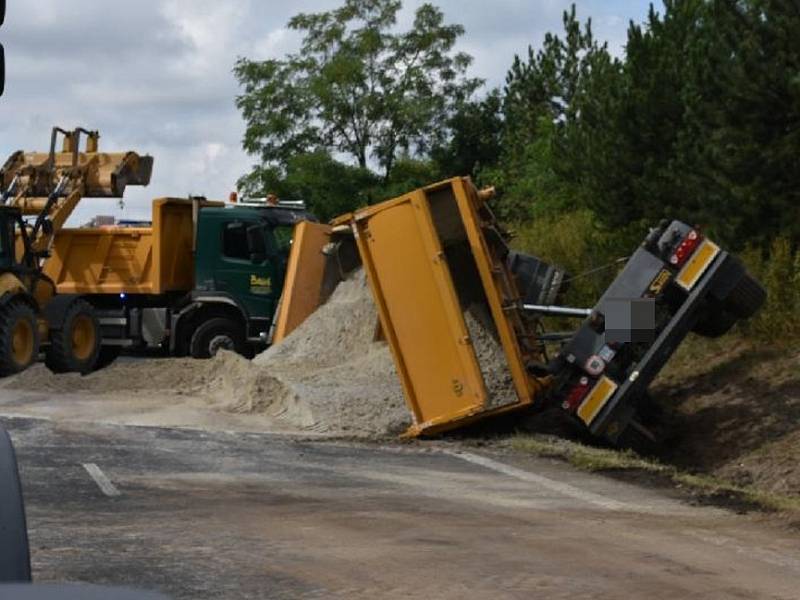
508, 434, 800, 514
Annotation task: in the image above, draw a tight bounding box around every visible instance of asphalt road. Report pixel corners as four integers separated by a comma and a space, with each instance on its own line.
3, 416, 800, 599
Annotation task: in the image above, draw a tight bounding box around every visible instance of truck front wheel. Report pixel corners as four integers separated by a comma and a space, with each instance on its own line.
189, 318, 245, 359
46, 299, 101, 374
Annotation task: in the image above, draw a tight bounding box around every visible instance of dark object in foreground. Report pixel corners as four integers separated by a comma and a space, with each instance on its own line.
0, 425, 31, 583
0, 585, 170, 600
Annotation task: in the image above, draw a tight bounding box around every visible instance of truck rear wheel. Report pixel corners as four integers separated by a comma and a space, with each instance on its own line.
692, 307, 738, 338
45, 299, 101, 374
0, 426, 31, 582
0, 299, 40, 377
725, 273, 766, 319
189, 318, 245, 359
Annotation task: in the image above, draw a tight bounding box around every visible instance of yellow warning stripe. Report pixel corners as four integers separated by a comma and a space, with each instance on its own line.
676, 240, 720, 291
577, 376, 618, 425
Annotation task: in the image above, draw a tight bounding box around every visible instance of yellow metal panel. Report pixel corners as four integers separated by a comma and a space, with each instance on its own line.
577, 376, 618, 425
45, 228, 156, 295
676, 239, 720, 291
450, 179, 538, 404
152, 198, 196, 293
272, 221, 332, 343
353, 194, 488, 429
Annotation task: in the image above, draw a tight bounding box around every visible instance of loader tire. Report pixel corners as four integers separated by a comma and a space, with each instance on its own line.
189, 318, 245, 359
45, 299, 101, 374
0, 299, 40, 377
725, 273, 766, 319
0, 426, 32, 582
94, 346, 121, 370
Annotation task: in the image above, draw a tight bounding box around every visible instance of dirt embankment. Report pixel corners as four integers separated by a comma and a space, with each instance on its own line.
652, 339, 800, 496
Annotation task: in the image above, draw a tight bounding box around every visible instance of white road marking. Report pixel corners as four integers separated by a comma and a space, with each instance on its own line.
444, 450, 632, 511
82, 463, 121, 497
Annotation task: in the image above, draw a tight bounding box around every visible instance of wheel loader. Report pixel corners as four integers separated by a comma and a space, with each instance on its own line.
0, 127, 152, 375
0, 128, 315, 375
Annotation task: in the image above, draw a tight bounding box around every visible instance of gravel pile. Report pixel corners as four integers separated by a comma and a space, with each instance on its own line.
1, 270, 517, 437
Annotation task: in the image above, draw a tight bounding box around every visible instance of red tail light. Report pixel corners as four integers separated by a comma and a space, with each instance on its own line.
669, 229, 702, 267
562, 376, 591, 411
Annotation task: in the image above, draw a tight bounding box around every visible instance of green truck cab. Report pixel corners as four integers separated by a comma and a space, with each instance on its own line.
37, 200, 317, 371
166, 203, 316, 359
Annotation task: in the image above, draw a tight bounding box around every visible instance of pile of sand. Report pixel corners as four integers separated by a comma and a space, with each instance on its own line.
0, 269, 518, 438
225, 269, 411, 436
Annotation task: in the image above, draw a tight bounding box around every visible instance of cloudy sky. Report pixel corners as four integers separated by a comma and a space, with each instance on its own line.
0, 0, 651, 224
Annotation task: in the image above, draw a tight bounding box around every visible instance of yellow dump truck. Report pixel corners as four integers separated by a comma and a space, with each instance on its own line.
35, 195, 316, 371
275, 177, 765, 446
0, 127, 315, 374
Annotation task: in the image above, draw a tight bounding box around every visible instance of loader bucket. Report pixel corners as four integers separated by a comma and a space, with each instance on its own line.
0, 150, 152, 199
0, 128, 153, 200
88, 152, 153, 197
333, 177, 550, 436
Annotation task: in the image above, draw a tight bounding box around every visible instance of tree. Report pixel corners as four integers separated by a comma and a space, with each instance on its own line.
234, 0, 482, 192
489, 5, 609, 220
238, 151, 378, 222
431, 90, 504, 178
675, 0, 800, 247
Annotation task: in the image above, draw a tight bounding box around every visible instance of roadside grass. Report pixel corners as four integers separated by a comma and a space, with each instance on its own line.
507, 434, 800, 514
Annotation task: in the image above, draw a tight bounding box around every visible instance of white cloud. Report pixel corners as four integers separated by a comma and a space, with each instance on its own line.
0, 0, 650, 226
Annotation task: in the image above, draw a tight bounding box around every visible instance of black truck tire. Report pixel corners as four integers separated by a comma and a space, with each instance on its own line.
0, 426, 32, 583
725, 273, 767, 319
45, 299, 101, 374
692, 307, 738, 338
94, 346, 121, 370
190, 318, 246, 359
0, 299, 40, 377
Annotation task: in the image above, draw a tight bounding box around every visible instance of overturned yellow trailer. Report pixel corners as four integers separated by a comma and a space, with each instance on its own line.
277, 175, 765, 445
277, 177, 551, 436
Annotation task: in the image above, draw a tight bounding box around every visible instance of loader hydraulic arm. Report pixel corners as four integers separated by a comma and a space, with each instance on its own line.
0, 127, 153, 259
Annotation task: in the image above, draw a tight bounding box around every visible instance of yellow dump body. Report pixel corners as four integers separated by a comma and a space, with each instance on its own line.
292, 177, 545, 436
43, 198, 200, 295
272, 221, 333, 343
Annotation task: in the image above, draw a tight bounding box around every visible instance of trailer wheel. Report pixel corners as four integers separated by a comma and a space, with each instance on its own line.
0, 299, 40, 377
692, 306, 738, 338
45, 299, 101, 374
725, 273, 766, 319
190, 318, 245, 359
0, 426, 31, 582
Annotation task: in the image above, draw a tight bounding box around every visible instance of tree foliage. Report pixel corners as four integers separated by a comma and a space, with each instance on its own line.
489, 0, 800, 250
235, 0, 800, 257
235, 0, 481, 198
